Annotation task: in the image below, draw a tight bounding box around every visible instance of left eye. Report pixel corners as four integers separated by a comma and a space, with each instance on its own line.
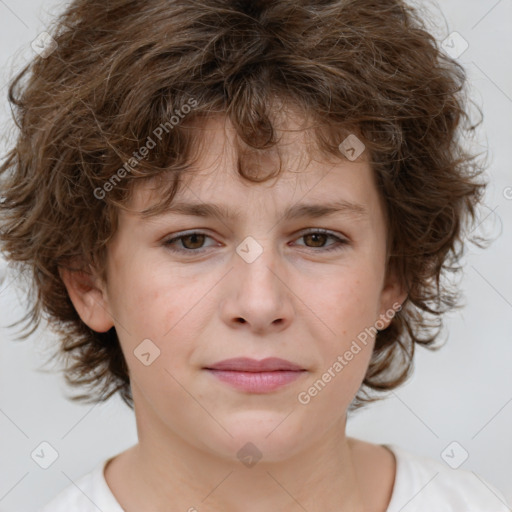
163, 230, 348, 254
294, 230, 348, 251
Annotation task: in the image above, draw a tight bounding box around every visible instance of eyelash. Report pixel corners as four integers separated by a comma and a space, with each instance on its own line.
163, 229, 349, 255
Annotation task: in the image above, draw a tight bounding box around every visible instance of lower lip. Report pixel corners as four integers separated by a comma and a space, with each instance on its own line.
205, 369, 305, 393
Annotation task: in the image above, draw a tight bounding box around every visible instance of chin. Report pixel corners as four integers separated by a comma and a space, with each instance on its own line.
198, 413, 310, 464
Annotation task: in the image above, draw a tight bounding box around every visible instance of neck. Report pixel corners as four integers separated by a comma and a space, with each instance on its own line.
106, 386, 367, 512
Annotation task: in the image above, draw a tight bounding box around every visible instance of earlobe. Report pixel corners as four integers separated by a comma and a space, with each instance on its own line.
58, 264, 115, 333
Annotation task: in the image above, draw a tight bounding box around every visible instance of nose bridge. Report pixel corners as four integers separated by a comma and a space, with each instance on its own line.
223, 233, 293, 332
234, 234, 283, 292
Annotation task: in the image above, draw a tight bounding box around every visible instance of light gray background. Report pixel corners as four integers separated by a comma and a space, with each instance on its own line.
0, 1, 511, 510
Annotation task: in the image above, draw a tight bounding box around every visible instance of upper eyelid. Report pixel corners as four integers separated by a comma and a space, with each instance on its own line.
164, 228, 349, 246
166, 227, 347, 239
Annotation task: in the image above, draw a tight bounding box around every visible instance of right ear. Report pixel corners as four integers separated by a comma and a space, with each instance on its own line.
58, 262, 114, 333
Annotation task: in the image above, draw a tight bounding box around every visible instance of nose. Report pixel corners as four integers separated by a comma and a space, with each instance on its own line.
220, 240, 294, 335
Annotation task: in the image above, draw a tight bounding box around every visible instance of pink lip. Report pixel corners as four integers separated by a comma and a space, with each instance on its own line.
206, 357, 304, 372
204, 357, 306, 393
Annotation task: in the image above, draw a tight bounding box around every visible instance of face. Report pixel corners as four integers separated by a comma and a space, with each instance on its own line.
64, 114, 405, 463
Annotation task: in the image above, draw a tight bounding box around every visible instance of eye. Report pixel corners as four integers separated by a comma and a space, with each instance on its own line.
292, 229, 349, 252
164, 231, 218, 253
163, 229, 349, 255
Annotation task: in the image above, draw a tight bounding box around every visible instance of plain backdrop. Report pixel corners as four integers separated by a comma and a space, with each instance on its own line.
0, 0, 511, 510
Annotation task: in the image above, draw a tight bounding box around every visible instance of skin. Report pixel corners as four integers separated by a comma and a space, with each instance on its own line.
60, 111, 407, 512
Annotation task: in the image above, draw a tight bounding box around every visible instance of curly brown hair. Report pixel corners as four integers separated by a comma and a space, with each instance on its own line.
0, 0, 487, 410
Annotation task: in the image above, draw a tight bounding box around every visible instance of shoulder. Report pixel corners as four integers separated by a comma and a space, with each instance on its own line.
38, 469, 99, 512
385, 443, 511, 512
38, 458, 123, 512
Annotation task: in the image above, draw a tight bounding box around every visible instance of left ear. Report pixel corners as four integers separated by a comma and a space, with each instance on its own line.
377, 266, 408, 330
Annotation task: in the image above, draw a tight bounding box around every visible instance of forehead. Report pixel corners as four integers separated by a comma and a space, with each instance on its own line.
124, 114, 383, 224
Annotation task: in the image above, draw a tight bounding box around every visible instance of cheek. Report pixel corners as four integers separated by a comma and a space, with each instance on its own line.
320, 263, 383, 337
306, 261, 382, 399
303, 272, 380, 410
113, 260, 194, 328
108, 265, 208, 372
114, 275, 206, 405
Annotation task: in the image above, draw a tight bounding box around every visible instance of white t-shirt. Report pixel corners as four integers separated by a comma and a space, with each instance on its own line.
39, 444, 511, 511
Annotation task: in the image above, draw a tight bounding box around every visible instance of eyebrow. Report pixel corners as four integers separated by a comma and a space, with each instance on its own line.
147, 199, 368, 221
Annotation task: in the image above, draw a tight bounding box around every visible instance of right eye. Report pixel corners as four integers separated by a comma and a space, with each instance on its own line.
163, 231, 219, 254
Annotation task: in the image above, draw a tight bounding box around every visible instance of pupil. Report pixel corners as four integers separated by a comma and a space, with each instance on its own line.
308, 233, 325, 247
185, 234, 204, 249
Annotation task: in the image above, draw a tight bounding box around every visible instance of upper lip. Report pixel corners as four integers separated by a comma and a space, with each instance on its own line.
205, 357, 304, 372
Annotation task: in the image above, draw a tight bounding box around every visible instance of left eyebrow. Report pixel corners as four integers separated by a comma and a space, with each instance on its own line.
281, 200, 368, 221
142, 199, 368, 221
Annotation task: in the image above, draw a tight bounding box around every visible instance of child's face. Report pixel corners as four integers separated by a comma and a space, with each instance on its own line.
73, 114, 405, 461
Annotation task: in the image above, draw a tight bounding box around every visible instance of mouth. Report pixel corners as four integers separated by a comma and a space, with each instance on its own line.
203, 357, 307, 393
